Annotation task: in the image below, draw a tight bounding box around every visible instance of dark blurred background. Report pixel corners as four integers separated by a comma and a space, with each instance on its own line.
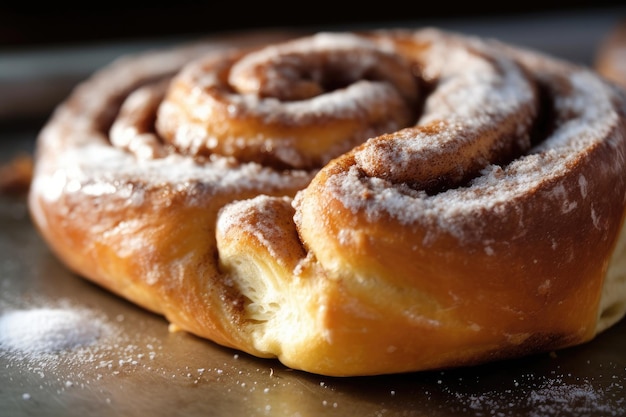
1, 1, 625, 142
1, 1, 625, 48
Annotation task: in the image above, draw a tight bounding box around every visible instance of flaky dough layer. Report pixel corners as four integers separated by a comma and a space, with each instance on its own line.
29, 28, 626, 376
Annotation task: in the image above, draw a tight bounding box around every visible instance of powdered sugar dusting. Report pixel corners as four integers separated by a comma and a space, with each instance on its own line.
217, 195, 291, 263
33, 140, 313, 208
0, 299, 165, 401
354, 29, 536, 188
437, 370, 626, 416
228, 31, 409, 102
331, 46, 622, 246
0, 308, 105, 356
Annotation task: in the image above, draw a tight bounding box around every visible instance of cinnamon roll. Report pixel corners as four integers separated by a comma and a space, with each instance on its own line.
28, 28, 626, 376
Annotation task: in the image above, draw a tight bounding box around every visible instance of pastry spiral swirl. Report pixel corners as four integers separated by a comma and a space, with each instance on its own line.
29, 28, 626, 376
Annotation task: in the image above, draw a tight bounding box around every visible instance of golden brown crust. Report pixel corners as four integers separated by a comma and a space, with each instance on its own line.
28, 28, 626, 376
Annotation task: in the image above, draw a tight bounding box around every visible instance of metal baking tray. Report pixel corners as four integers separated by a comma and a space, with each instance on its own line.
2, 9, 626, 416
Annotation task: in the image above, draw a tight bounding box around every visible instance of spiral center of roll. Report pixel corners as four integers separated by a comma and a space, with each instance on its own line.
153, 33, 420, 169
229, 33, 419, 103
